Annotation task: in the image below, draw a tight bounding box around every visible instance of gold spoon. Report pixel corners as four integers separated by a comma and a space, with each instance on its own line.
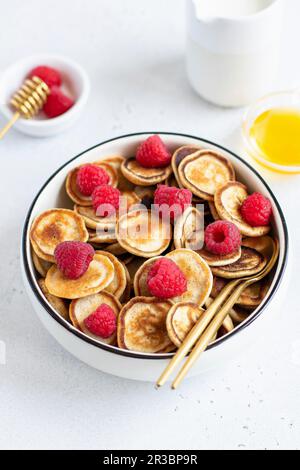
157, 238, 279, 389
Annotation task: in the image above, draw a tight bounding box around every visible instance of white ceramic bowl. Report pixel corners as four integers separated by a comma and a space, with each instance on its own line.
0, 54, 90, 137
21, 133, 289, 382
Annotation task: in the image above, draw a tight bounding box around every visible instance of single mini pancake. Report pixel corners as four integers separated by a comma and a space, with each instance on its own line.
116, 210, 171, 258
66, 162, 118, 206
45, 254, 114, 299
117, 297, 174, 353
74, 204, 117, 230
211, 247, 267, 279
32, 250, 52, 277
214, 182, 271, 237
95, 250, 127, 299
88, 226, 117, 244
171, 145, 200, 187
30, 209, 88, 262
166, 302, 205, 348
236, 277, 271, 309
38, 278, 69, 322
166, 249, 213, 306
100, 155, 135, 191
174, 206, 204, 251
194, 246, 242, 267
178, 150, 235, 201
121, 157, 172, 186
69, 291, 121, 345
133, 257, 163, 297
242, 235, 275, 260
119, 262, 132, 305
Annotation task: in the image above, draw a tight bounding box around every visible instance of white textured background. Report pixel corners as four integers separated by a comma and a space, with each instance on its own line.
1, 0, 300, 450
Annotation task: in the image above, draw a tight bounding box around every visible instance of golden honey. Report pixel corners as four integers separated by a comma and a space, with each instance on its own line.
249, 108, 300, 167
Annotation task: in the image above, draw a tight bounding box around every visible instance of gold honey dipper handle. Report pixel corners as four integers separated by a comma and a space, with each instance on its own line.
0, 76, 50, 140
0, 112, 20, 139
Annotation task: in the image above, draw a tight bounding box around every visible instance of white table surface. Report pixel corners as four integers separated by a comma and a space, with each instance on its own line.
1, 0, 300, 451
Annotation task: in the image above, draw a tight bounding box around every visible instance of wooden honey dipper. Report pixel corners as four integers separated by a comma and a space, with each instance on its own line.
0, 76, 50, 139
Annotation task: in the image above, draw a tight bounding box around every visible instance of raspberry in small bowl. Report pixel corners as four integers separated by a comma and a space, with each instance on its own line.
0, 54, 90, 137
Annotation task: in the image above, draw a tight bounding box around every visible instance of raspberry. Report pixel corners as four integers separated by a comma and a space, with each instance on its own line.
43, 87, 74, 118
154, 185, 192, 221
28, 65, 62, 88
205, 221, 241, 255
84, 304, 117, 338
54, 241, 94, 279
136, 135, 171, 168
92, 184, 121, 216
147, 258, 187, 299
76, 164, 110, 196
240, 193, 272, 227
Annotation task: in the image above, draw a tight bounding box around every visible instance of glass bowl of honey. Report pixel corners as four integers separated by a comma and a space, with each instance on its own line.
243, 90, 300, 173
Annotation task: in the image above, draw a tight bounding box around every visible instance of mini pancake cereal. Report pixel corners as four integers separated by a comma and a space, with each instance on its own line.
45, 254, 114, 299
74, 205, 116, 230
166, 302, 205, 348
30, 209, 88, 262
66, 162, 118, 206
38, 279, 70, 322
178, 150, 235, 200
174, 206, 204, 251
116, 210, 171, 258
171, 145, 200, 187
101, 155, 135, 191
32, 251, 52, 277
194, 246, 242, 267
166, 249, 213, 306
214, 182, 271, 237
95, 250, 127, 299
117, 297, 174, 353
211, 247, 267, 279
133, 257, 162, 297
30, 135, 278, 352
121, 157, 172, 186
70, 291, 121, 344
88, 227, 117, 244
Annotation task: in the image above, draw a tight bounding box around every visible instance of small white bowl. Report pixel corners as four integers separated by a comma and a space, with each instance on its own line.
0, 54, 90, 137
21, 133, 289, 382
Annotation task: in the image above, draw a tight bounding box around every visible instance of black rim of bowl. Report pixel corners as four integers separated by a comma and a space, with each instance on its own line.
22, 132, 289, 360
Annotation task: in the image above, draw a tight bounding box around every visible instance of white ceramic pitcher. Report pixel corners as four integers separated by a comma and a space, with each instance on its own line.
186, 0, 284, 107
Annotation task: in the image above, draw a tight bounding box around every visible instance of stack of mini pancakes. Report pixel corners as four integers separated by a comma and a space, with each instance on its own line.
30, 147, 276, 353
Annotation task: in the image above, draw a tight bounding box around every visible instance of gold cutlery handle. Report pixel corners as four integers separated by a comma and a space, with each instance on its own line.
171, 240, 279, 389
156, 279, 241, 388
171, 280, 249, 389
156, 239, 279, 389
